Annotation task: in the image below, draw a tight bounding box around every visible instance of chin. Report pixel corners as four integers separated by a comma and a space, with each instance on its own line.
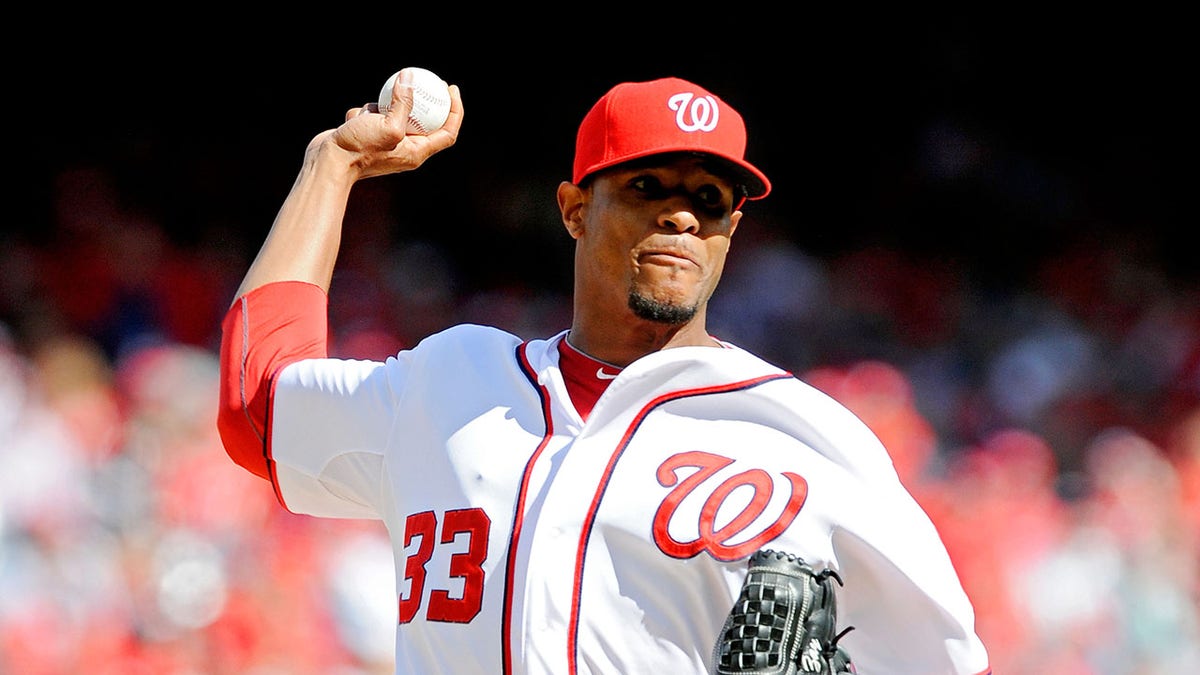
628, 292, 698, 325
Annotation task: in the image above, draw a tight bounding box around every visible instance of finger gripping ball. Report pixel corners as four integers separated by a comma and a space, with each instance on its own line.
378, 66, 451, 135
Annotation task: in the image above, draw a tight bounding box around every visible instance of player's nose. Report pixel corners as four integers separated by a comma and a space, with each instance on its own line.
658, 205, 701, 234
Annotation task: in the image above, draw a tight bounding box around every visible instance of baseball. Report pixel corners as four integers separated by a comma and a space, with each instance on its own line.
377, 67, 451, 135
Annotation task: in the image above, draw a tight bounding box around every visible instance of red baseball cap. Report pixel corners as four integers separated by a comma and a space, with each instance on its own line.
572, 77, 771, 201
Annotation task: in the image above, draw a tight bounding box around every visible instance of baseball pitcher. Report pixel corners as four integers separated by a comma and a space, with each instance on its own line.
217, 69, 992, 675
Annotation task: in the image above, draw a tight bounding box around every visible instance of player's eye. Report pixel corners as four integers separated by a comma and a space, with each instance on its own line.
695, 184, 725, 210
627, 174, 731, 218
630, 175, 668, 198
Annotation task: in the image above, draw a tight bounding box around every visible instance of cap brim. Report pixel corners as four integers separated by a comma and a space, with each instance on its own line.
720, 158, 771, 201
580, 148, 772, 201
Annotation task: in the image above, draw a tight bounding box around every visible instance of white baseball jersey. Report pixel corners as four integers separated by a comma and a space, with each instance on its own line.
264, 323, 991, 675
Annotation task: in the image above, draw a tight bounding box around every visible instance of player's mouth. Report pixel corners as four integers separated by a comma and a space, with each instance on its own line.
637, 247, 699, 268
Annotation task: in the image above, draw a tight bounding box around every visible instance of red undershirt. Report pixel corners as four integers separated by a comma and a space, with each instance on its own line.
556, 337, 623, 421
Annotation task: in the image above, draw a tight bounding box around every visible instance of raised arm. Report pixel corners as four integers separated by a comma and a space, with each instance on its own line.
235, 68, 464, 298
217, 68, 463, 481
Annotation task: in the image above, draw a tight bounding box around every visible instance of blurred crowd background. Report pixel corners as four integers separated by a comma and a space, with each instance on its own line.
2, 19, 1196, 675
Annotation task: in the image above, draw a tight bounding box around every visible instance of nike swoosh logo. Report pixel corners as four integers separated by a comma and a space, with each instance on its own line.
595, 367, 619, 380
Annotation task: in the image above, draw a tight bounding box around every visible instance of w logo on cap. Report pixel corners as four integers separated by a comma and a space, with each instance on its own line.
668, 93, 720, 132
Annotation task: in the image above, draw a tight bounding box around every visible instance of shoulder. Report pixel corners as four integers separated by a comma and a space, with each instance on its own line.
408, 323, 525, 355
746, 371, 902, 483
397, 325, 564, 379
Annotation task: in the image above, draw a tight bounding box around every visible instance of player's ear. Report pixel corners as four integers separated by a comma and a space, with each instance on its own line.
558, 181, 586, 239
729, 210, 742, 238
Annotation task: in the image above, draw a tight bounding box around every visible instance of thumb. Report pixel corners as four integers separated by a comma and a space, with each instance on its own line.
379, 68, 417, 125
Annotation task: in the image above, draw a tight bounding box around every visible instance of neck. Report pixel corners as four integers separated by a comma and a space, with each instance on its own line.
568, 314, 719, 367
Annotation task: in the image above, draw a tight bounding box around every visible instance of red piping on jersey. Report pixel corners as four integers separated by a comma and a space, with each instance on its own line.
265, 369, 287, 506
566, 371, 793, 675
501, 341, 555, 675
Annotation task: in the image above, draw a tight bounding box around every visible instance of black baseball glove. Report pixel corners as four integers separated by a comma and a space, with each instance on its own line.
711, 549, 856, 675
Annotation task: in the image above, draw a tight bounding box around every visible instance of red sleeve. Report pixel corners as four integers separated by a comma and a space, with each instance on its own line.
217, 281, 329, 481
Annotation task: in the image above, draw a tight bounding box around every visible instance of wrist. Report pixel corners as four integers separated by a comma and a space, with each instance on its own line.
302, 134, 362, 188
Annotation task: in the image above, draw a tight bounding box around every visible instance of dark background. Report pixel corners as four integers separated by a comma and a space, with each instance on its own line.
13, 16, 1193, 295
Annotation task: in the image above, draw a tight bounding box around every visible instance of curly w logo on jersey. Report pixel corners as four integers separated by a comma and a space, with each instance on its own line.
653, 450, 808, 561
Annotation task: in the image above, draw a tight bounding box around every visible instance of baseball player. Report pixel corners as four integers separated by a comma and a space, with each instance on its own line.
217, 69, 992, 674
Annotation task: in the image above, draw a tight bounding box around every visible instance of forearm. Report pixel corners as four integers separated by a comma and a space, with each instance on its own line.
234, 72, 462, 301
219, 139, 352, 482
234, 139, 359, 300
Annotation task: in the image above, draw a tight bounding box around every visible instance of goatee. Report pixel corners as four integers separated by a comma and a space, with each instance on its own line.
628, 292, 697, 325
